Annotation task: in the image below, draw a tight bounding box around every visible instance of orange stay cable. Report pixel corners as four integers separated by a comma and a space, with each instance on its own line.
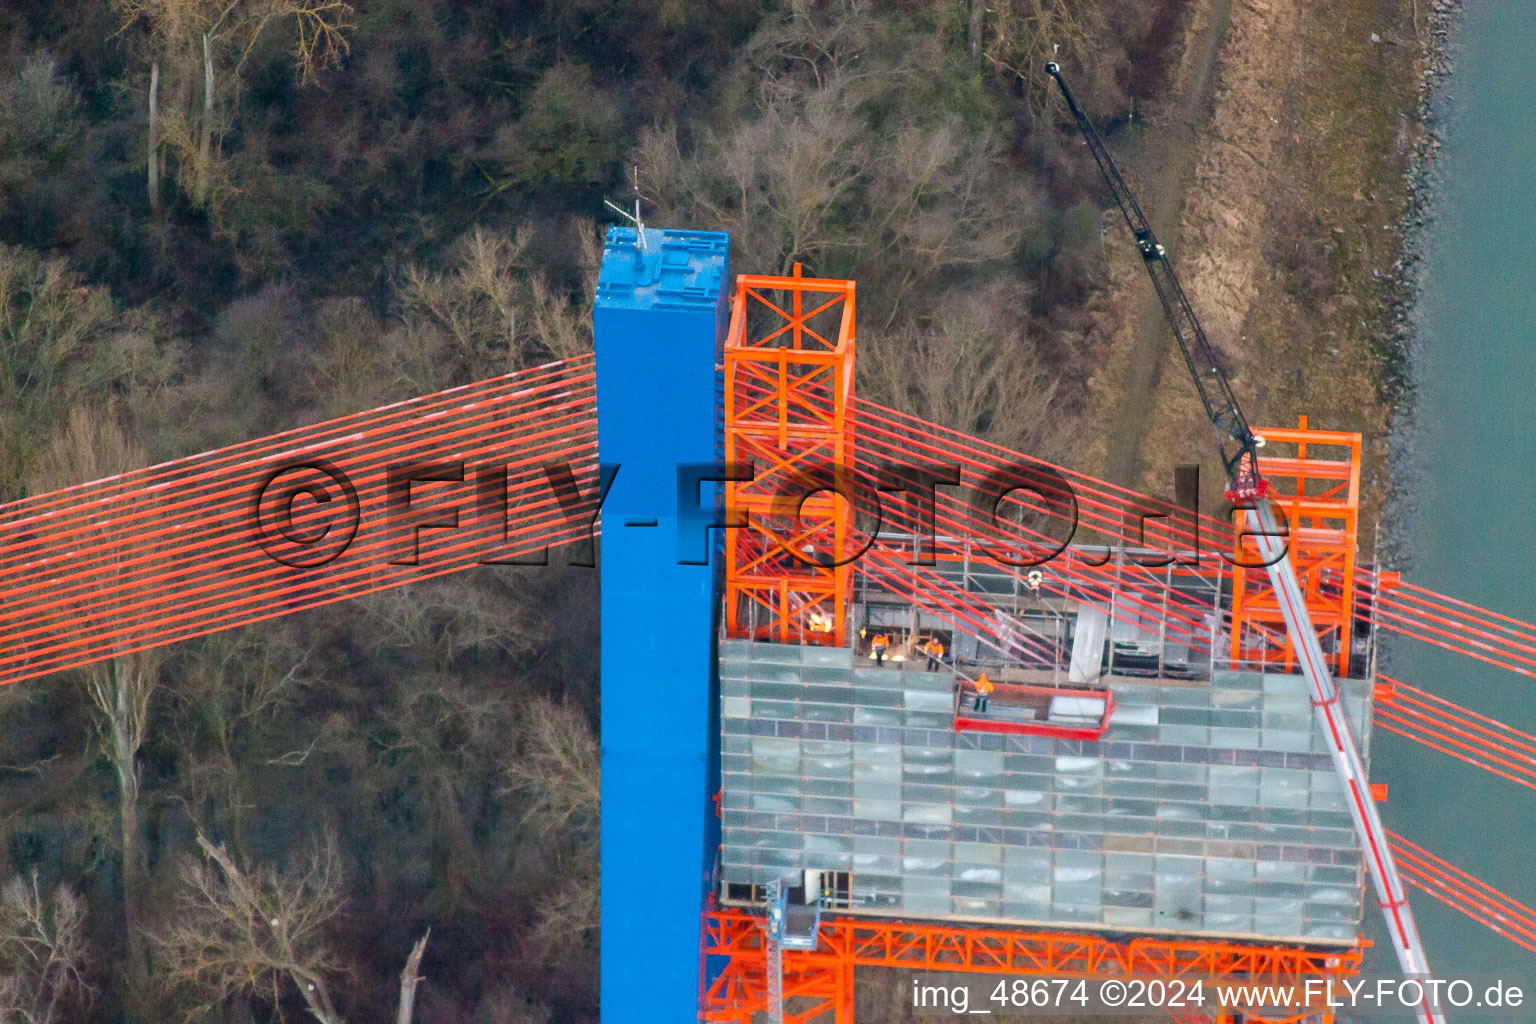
1387, 833, 1536, 954
856, 398, 1237, 546
1378, 593, 1536, 662
0, 405, 596, 643
0, 359, 594, 683
853, 410, 1218, 556
0, 371, 594, 573
21, 518, 593, 684
1374, 716, 1536, 793
846, 422, 1221, 629
0, 399, 596, 630
1379, 677, 1536, 758
0, 357, 593, 531
0, 383, 596, 639
861, 476, 1216, 647
0, 442, 598, 679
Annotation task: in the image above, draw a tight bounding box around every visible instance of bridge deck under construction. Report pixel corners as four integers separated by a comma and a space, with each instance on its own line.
717, 638, 1372, 947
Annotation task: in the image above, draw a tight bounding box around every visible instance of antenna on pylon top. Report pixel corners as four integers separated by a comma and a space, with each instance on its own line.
602, 167, 648, 249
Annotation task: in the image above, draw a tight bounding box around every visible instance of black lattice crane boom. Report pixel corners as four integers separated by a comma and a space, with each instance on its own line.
1045, 63, 1442, 1021
1046, 62, 1266, 502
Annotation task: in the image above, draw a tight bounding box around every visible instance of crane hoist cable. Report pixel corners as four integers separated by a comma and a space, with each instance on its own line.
1046, 63, 1445, 1024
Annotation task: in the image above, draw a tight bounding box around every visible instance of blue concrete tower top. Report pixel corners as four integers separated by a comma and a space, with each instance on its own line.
594, 226, 730, 522
594, 226, 728, 312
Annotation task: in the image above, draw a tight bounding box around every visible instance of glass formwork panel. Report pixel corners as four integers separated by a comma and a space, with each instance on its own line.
717, 640, 1367, 944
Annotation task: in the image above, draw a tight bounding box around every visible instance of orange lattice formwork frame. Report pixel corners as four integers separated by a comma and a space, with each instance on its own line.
723, 266, 857, 646
1231, 417, 1361, 675
702, 910, 1359, 1024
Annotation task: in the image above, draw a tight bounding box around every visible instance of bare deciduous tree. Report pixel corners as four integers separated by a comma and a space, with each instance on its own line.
0, 56, 84, 212
396, 930, 428, 1024
501, 698, 599, 965
397, 227, 529, 385
470, 988, 552, 1024
973, 0, 1101, 115
0, 873, 92, 1024
636, 5, 1028, 327
168, 630, 309, 852
502, 698, 599, 837
861, 119, 1028, 329
635, 80, 866, 279
389, 225, 600, 393
523, 880, 596, 969
633, 3, 875, 274
860, 281, 1062, 457
298, 222, 598, 418
369, 672, 515, 906
28, 406, 163, 1000
154, 831, 349, 1022
359, 577, 547, 674
85, 652, 160, 996
0, 247, 173, 498
524, 219, 603, 361
114, 0, 352, 210
156, 832, 432, 1024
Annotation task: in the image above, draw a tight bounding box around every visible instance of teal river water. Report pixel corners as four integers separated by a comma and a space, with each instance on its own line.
1367, 0, 1536, 1014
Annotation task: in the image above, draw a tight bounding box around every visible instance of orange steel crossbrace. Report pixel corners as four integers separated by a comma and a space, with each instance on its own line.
723, 267, 857, 646
702, 910, 1360, 1024
1232, 418, 1360, 675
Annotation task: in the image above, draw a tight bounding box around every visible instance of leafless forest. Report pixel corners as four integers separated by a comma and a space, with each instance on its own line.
0, 1, 1265, 1020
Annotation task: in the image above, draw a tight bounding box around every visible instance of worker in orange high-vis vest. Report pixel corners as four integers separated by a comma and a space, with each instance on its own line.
870, 632, 890, 665
973, 672, 994, 713
922, 636, 945, 672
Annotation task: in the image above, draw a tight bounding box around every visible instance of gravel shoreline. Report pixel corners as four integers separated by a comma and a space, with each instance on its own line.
1380, 0, 1464, 569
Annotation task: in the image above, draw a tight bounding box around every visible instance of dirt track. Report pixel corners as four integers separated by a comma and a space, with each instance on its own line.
1087, 0, 1417, 532
1096, 0, 1238, 491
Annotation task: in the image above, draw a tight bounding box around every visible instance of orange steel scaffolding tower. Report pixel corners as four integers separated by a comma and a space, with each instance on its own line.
1231, 418, 1361, 675
701, 910, 1362, 1024
722, 267, 857, 646
715, 325, 1372, 1021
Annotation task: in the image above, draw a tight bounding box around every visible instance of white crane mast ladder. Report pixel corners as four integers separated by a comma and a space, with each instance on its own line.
1251, 499, 1442, 1024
